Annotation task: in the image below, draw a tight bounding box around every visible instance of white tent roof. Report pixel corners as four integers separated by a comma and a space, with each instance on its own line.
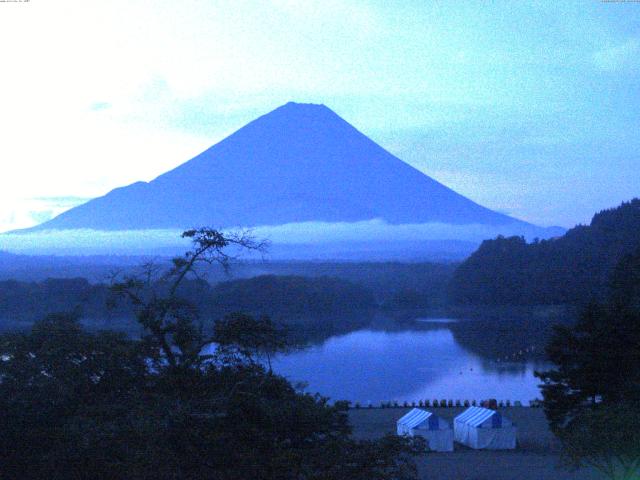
398, 408, 431, 429
397, 408, 449, 431
455, 406, 511, 428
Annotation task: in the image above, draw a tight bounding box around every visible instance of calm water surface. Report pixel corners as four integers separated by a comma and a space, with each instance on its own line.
272, 325, 547, 405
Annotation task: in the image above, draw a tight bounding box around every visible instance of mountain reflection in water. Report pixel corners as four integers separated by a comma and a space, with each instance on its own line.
272, 323, 550, 404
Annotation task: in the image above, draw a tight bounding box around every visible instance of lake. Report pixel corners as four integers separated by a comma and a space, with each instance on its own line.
272, 322, 549, 405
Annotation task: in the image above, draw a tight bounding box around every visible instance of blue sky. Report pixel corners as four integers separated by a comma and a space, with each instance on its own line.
0, 0, 638, 231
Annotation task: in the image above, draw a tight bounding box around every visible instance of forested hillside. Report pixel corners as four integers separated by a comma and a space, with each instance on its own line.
449, 199, 640, 305
210, 275, 375, 318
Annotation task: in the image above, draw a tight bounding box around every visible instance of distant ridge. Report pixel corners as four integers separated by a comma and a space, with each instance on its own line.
22, 102, 538, 232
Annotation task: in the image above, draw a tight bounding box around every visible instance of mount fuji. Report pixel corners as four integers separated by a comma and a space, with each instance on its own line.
26, 102, 542, 231
10, 102, 562, 258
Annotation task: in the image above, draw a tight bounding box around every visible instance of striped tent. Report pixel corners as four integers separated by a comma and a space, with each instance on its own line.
454, 406, 516, 449
396, 408, 453, 452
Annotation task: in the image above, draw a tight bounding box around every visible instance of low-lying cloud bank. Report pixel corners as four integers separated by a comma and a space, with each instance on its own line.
252, 219, 562, 244
0, 219, 564, 259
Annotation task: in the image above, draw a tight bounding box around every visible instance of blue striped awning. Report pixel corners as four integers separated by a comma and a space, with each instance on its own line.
398, 408, 432, 429
397, 408, 449, 431
455, 407, 503, 428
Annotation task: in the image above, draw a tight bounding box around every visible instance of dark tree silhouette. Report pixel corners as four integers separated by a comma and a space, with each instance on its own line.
110, 228, 268, 370
0, 229, 425, 479
536, 249, 640, 480
213, 312, 290, 372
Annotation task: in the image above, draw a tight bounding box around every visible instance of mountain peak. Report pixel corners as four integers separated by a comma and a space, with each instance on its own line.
279, 100, 331, 110
260, 101, 341, 125
281, 101, 330, 110
23, 103, 532, 232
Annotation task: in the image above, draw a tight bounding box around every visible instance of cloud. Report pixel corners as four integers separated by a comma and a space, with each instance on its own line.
249, 219, 559, 244
28, 211, 55, 225
0, 219, 560, 256
32, 196, 91, 207
89, 102, 112, 112
0, 197, 90, 233
593, 38, 640, 72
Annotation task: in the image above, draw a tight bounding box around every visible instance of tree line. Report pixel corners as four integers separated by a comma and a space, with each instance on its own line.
0, 274, 376, 334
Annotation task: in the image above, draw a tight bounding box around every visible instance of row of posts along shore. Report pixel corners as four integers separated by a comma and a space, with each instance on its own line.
349, 398, 543, 409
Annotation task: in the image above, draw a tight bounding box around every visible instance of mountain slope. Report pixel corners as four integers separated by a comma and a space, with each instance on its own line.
27, 102, 530, 231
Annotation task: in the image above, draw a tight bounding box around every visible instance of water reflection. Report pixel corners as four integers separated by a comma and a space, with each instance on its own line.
447, 312, 573, 366
272, 325, 549, 404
